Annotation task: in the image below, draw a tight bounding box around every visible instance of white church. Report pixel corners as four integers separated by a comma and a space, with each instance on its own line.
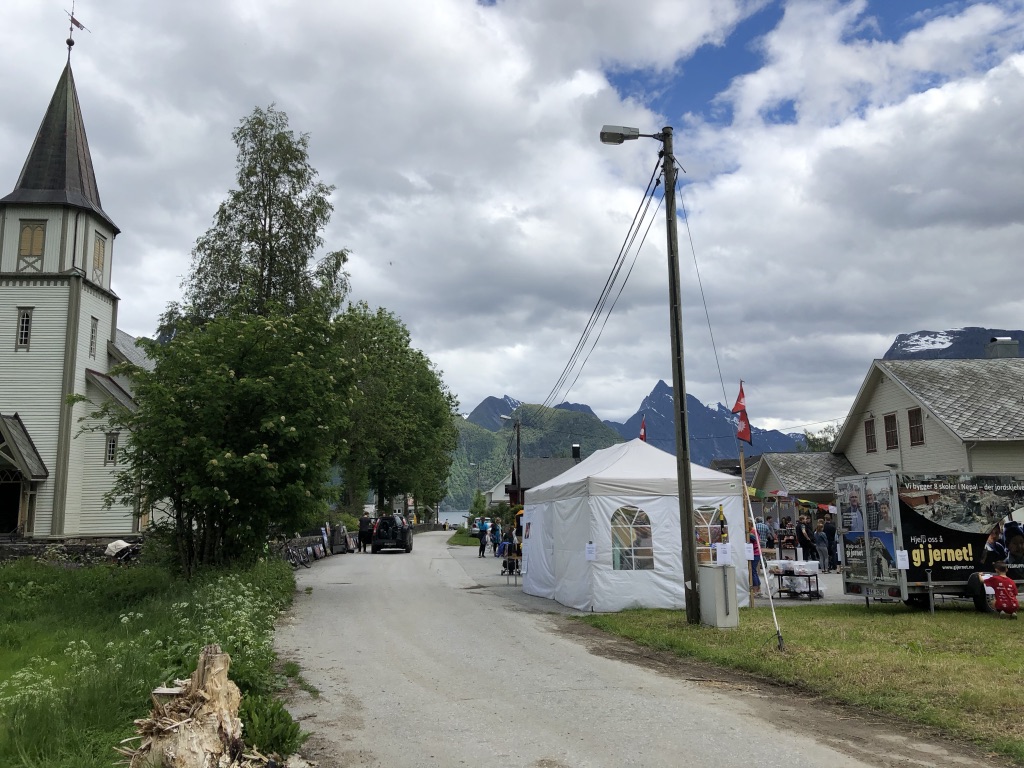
0, 59, 147, 539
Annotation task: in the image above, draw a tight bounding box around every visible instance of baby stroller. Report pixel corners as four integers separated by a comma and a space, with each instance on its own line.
499, 541, 521, 575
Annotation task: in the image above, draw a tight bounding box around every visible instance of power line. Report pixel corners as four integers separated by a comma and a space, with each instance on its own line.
538, 156, 663, 411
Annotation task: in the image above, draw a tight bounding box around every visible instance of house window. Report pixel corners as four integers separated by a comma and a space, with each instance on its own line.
884, 414, 899, 450
105, 433, 119, 465
89, 317, 98, 358
92, 233, 106, 284
863, 419, 877, 453
18, 221, 45, 272
611, 505, 654, 571
908, 407, 924, 446
16, 308, 33, 350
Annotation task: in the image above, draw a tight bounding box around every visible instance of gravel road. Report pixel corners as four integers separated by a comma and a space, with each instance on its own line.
273, 531, 1010, 768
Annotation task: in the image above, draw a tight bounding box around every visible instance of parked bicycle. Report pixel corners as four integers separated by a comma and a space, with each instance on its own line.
283, 539, 311, 569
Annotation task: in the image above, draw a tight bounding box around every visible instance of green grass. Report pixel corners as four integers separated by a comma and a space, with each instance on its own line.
281, 660, 320, 698
447, 529, 479, 547
581, 602, 1024, 763
0, 557, 296, 768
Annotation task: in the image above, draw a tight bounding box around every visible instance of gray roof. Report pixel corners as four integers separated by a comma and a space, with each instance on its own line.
758, 452, 857, 494
86, 370, 137, 412
879, 358, 1024, 440
0, 63, 118, 233
0, 414, 48, 479
112, 329, 155, 372
516, 457, 580, 490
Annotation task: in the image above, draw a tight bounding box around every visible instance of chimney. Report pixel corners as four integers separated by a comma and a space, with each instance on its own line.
572, 444, 581, 462
986, 337, 1019, 359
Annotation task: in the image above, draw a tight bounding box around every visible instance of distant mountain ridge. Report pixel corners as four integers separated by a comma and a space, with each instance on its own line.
449, 327, 1024, 508
884, 327, 1024, 359
465, 395, 523, 431
466, 380, 798, 466
601, 380, 798, 464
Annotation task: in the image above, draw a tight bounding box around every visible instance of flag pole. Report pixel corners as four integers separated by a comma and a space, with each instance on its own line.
732, 382, 785, 651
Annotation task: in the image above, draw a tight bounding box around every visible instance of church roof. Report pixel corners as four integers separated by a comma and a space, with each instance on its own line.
0, 62, 119, 233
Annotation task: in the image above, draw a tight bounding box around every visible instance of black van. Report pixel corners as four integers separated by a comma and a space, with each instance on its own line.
371, 514, 413, 554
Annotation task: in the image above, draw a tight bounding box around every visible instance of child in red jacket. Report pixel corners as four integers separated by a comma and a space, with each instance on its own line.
990, 562, 1019, 619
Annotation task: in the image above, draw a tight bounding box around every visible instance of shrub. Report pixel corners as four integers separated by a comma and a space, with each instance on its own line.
239, 694, 307, 757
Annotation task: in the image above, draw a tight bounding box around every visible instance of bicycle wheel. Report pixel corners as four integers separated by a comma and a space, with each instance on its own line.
299, 548, 311, 568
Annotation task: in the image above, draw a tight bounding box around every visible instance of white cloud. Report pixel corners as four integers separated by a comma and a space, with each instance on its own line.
1, 0, 1022, 433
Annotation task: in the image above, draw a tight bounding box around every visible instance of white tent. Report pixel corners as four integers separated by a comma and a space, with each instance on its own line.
522, 439, 748, 612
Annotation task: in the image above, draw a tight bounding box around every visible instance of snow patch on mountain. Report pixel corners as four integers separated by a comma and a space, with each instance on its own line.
899, 330, 957, 353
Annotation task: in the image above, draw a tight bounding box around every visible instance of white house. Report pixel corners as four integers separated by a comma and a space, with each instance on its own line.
0, 61, 145, 539
832, 343, 1024, 475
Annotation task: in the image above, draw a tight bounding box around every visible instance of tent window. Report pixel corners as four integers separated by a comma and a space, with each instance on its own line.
611, 506, 654, 571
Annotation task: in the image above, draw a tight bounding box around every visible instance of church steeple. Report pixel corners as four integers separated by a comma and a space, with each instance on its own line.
0, 62, 119, 234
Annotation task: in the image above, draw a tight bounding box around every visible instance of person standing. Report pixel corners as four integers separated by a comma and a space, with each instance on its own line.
814, 521, 830, 572
755, 517, 772, 552
490, 520, 501, 556
478, 518, 490, 558
749, 522, 762, 592
797, 515, 815, 562
358, 511, 373, 553
823, 513, 838, 572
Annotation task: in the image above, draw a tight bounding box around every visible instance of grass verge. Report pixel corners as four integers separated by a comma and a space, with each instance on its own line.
447, 529, 479, 547
0, 556, 296, 768
580, 601, 1024, 763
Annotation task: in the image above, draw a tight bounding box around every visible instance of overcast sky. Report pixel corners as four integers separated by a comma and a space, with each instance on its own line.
3, 1, 1022, 430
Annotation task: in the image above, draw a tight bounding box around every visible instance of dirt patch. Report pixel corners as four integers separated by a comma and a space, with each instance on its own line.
554, 618, 1018, 768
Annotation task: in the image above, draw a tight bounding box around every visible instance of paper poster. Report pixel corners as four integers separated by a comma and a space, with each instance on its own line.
744, 543, 755, 560
896, 549, 909, 570
585, 541, 596, 561
715, 542, 731, 562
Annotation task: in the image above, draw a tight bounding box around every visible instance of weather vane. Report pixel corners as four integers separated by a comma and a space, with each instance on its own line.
65, 0, 90, 59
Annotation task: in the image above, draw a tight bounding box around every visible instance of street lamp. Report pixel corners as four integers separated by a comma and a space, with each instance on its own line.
499, 414, 521, 506
600, 124, 701, 624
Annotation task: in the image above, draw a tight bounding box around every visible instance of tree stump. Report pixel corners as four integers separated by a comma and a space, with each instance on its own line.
124, 644, 244, 767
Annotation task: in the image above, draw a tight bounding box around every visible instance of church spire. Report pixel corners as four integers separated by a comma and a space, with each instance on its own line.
0, 62, 119, 234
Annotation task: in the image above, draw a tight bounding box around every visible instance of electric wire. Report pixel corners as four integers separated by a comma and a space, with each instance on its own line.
537, 156, 663, 412
562, 190, 664, 398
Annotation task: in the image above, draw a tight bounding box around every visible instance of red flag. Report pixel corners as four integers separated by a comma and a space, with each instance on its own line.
731, 382, 746, 414
736, 409, 753, 445
639, 415, 647, 442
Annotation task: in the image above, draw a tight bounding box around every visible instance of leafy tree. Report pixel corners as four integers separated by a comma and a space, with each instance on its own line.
333, 302, 458, 513
182, 105, 349, 320
89, 308, 354, 575
799, 422, 843, 452
470, 490, 487, 518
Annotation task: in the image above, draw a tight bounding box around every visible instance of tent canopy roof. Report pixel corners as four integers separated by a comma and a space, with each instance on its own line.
525, 439, 742, 503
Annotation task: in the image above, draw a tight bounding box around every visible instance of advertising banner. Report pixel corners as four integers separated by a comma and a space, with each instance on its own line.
897, 474, 1024, 584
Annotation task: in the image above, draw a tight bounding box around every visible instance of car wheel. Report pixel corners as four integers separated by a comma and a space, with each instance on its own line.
371, 544, 380, 554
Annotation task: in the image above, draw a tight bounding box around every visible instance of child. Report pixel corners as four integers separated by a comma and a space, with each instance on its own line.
990, 561, 1019, 619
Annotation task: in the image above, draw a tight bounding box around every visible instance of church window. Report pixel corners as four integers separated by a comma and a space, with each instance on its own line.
18, 221, 45, 272
611, 505, 654, 571
16, 308, 33, 350
92, 233, 106, 285
105, 433, 119, 465
89, 317, 98, 358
